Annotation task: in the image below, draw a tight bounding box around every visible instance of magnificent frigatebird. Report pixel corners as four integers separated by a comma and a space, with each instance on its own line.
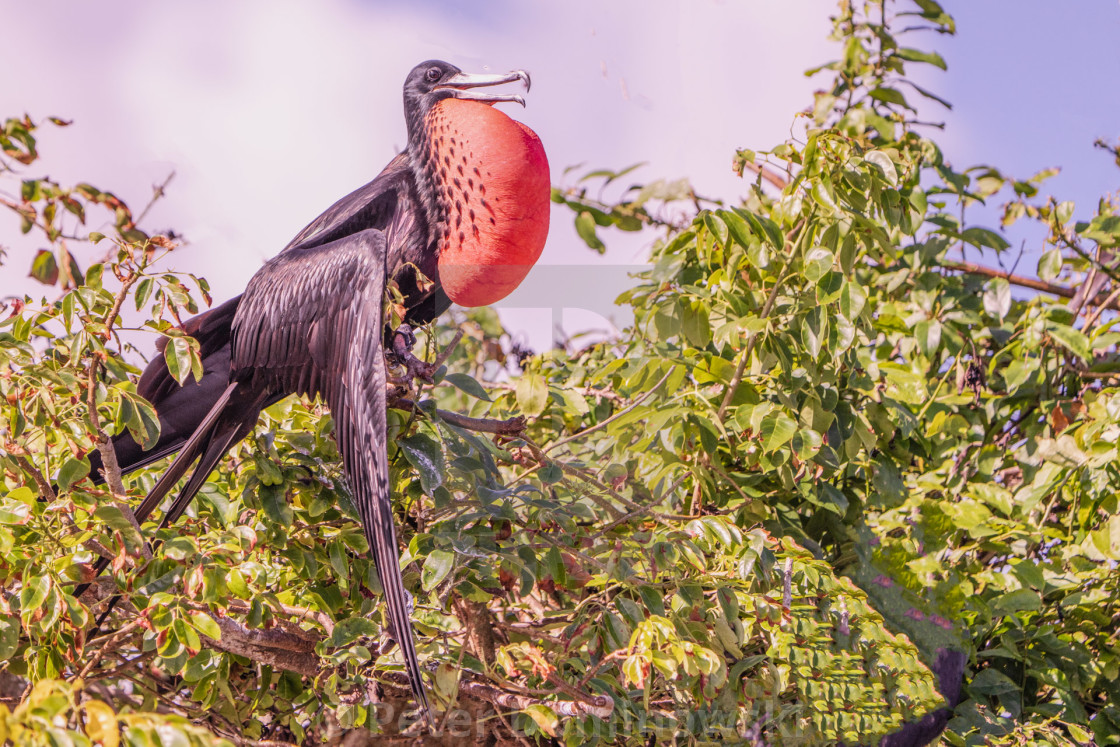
79, 60, 550, 723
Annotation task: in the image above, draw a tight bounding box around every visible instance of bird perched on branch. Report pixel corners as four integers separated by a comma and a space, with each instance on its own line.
80, 60, 551, 725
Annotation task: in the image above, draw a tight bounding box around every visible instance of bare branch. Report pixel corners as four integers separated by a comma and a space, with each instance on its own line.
739, 159, 791, 191
388, 396, 526, 436
199, 615, 320, 678
458, 678, 614, 720
430, 328, 464, 370
941, 259, 1120, 310
10, 453, 55, 502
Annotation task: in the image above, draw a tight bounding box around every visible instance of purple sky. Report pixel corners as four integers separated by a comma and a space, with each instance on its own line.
2, 1, 1117, 349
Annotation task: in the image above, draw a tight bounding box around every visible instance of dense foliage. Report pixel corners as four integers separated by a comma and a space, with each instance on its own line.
1, 1, 1118, 744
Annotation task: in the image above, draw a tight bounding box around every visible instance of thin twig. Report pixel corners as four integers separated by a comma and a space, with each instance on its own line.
486, 381, 625, 404
739, 160, 791, 191
545, 369, 673, 454
707, 459, 753, 505
77, 620, 143, 679
1082, 285, 1120, 333
1076, 370, 1120, 380
1055, 230, 1120, 286
587, 474, 690, 541
431, 328, 464, 370
133, 172, 175, 228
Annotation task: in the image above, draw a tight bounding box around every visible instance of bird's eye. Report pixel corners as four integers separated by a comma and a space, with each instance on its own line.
425, 67, 442, 83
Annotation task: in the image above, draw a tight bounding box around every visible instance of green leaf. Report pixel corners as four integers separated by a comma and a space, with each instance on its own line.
443, 372, 491, 401
0, 617, 20, 663
1002, 359, 1035, 394
93, 506, 144, 553
840, 281, 867, 320
719, 209, 754, 249
869, 86, 912, 110
516, 372, 549, 417
329, 539, 349, 580
736, 208, 785, 251
56, 457, 90, 491
422, 549, 455, 591
20, 574, 50, 615
1045, 322, 1091, 361
329, 617, 379, 647
174, 616, 202, 653
134, 277, 154, 310
759, 412, 797, 453
961, 227, 1010, 251
258, 483, 293, 526
970, 668, 1019, 696
803, 248, 835, 282
524, 704, 558, 736
994, 588, 1041, 614
575, 211, 605, 252
1081, 214, 1120, 247
864, 151, 898, 187
1037, 248, 1062, 282
983, 278, 1011, 320
539, 462, 563, 484
881, 363, 928, 404
398, 434, 445, 495
914, 319, 942, 357
895, 47, 947, 70
0, 500, 30, 526
559, 389, 590, 416
122, 392, 161, 451
29, 249, 59, 286
164, 335, 203, 386
1090, 515, 1120, 560
679, 299, 711, 348
801, 308, 824, 358
226, 570, 250, 599
188, 611, 222, 641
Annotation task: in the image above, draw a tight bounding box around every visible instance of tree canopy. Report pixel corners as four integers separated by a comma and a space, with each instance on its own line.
1, 1, 1118, 745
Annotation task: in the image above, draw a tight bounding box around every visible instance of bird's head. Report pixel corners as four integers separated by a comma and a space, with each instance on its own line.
403, 60, 530, 144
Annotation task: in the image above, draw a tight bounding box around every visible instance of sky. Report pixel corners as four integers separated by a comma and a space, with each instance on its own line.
1, 1, 1118, 351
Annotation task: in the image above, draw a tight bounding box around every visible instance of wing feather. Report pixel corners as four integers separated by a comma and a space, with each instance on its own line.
230, 229, 431, 721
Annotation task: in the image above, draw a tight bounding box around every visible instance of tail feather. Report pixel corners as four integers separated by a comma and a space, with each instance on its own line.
75, 383, 239, 602
129, 383, 239, 526
89, 298, 241, 484
160, 423, 243, 528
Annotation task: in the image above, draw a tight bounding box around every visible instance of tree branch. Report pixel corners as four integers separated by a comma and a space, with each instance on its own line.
738, 159, 791, 191
199, 615, 320, 678
942, 259, 1120, 311
388, 396, 526, 436
378, 670, 615, 721
10, 453, 55, 502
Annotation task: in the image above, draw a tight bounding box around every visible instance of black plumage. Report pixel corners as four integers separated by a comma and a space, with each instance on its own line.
80, 60, 535, 725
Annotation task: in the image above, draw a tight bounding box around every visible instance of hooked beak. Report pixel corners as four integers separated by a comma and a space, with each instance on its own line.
435, 70, 531, 107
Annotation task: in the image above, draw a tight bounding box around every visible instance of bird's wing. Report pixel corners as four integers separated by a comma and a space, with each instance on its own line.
230, 228, 431, 722
278, 153, 449, 333
282, 154, 411, 253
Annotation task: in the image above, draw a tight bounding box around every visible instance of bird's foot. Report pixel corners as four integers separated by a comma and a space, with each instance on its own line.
387, 325, 436, 384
